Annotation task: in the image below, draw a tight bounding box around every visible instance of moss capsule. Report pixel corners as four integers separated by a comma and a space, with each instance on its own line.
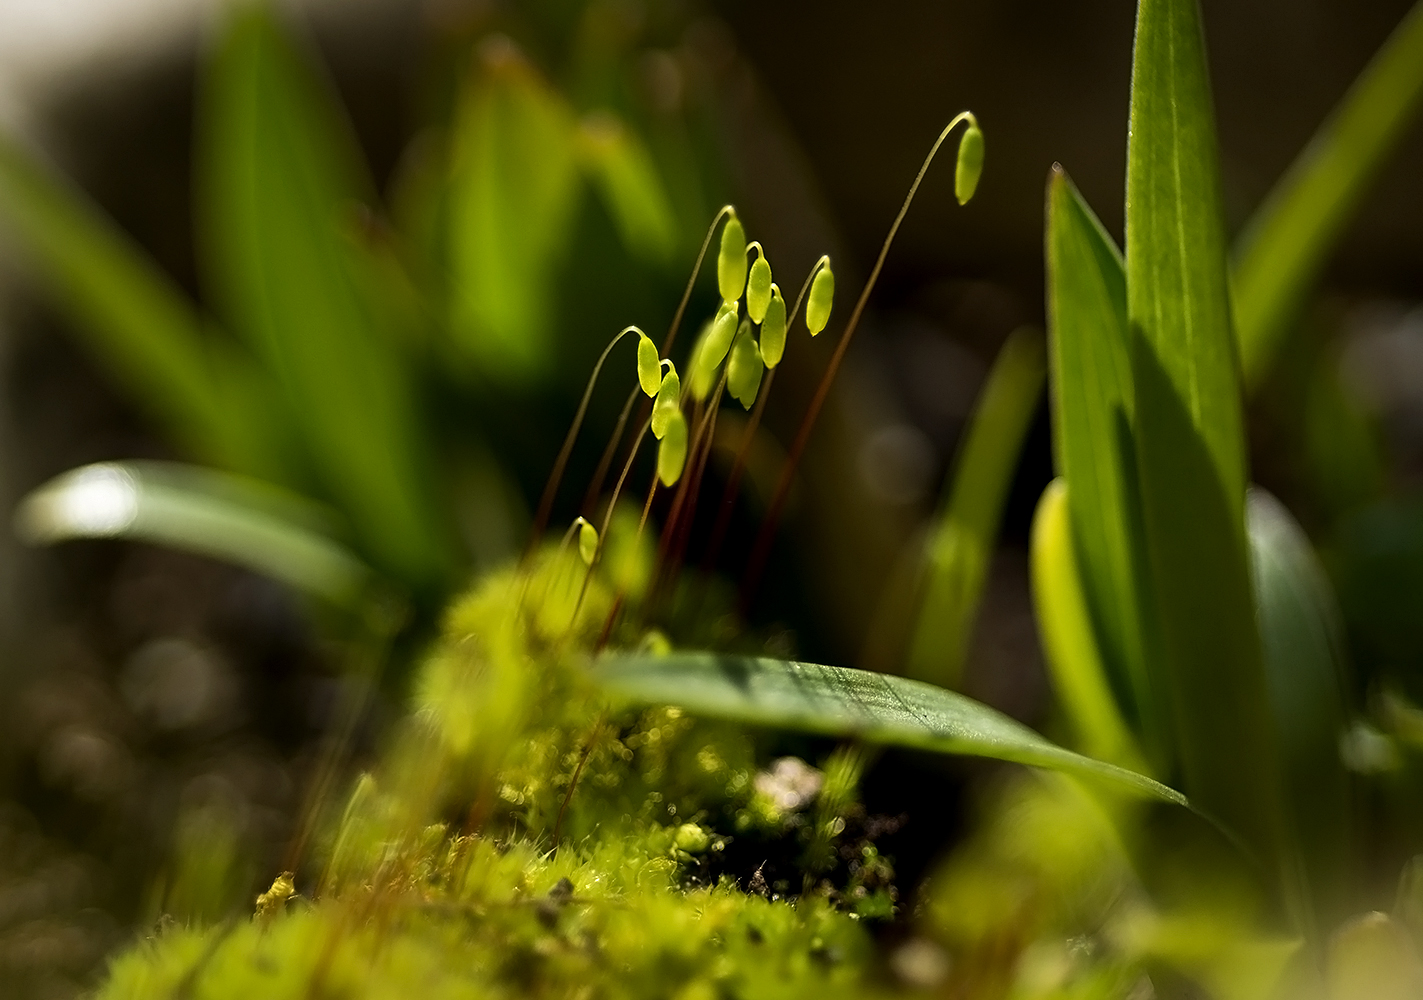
717, 214, 748, 303
806, 263, 834, 336
746, 252, 772, 324
651, 368, 681, 439
577, 519, 599, 565
727, 319, 764, 410
636, 333, 661, 397
688, 320, 717, 402
760, 284, 787, 368
657, 410, 688, 486
698, 301, 738, 379
955, 123, 984, 205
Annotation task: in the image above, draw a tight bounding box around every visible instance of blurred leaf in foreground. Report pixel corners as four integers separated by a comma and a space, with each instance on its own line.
578, 111, 678, 266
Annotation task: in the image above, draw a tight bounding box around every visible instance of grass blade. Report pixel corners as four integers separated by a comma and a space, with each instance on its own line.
904, 326, 1045, 688
1030, 479, 1144, 770
1248, 487, 1351, 929
1127, 0, 1284, 862
16, 462, 370, 606
1233, 2, 1423, 389
578, 113, 677, 266
200, 7, 447, 590
0, 135, 283, 478
448, 40, 580, 382
596, 651, 1186, 804
1045, 167, 1159, 748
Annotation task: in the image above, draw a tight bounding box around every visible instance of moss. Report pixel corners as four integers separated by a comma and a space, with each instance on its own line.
97, 554, 890, 999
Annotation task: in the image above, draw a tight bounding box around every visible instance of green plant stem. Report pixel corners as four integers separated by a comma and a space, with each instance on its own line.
740, 114, 978, 610
526, 327, 641, 562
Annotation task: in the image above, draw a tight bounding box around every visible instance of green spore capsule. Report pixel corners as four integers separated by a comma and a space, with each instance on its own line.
651, 368, 681, 439
746, 252, 773, 324
699, 301, 738, 377
688, 320, 717, 402
760, 284, 787, 368
717, 214, 748, 303
727, 318, 764, 410
657, 410, 688, 486
806, 263, 835, 336
577, 519, 598, 565
636, 333, 661, 397
955, 123, 985, 205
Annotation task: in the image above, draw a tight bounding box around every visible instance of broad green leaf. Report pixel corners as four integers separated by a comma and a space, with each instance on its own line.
16, 462, 370, 606
578, 112, 677, 265
0, 135, 284, 479
1044, 168, 1158, 746
1233, 2, 1423, 390
199, 7, 447, 590
1248, 487, 1351, 930
1127, 0, 1284, 861
1030, 479, 1143, 771
596, 652, 1186, 805
905, 326, 1045, 688
448, 39, 580, 382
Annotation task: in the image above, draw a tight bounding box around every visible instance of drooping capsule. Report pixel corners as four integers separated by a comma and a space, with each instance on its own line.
651, 366, 681, 439
746, 251, 772, 324
806, 263, 834, 335
636, 332, 661, 397
760, 284, 787, 368
717, 214, 748, 303
578, 519, 599, 565
688, 320, 717, 402
657, 410, 688, 486
955, 123, 985, 205
697, 300, 738, 380
727, 319, 763, 410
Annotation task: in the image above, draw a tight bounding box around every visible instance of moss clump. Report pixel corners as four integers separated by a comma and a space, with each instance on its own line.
97, 554, 893, 999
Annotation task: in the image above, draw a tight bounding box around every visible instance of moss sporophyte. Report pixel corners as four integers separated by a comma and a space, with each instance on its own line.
97, 114, 985, 998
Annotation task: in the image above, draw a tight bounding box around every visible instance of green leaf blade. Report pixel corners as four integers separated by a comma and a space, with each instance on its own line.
1126, 0, 1284, 861
0, 136, 282, 478
596, 652, 1186, 804
1045, 168, 1158, 745
200, 8, 447, 590
905, 326, 1045, 688
16, 461, 371, 606
1233, 2, 1423, 389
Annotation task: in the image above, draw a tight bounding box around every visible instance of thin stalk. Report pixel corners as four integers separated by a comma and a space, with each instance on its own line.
646, 370, 727, 619
526, 326, 641, 561
701, 257, 826, 575
596, 468, 661, 649
567, 418, 653, 636
740, 114, 977, 609
662, 205, 733, 358
582, 384, 641, 518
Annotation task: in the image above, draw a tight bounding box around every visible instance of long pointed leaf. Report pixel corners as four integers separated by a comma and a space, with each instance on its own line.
200, 8, 446, 589
1233, 2, 1423, 389
0, 135, 284, 478
596, 652, 1186, 805
16, 462, 370, 606
448, 40, 580, 382
1127, 0, 1284, 862
1045, 168, 1159, 747
1030, 479, 1143, 770
905, 327, 1045, 688
1248, 488, 1351, 930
